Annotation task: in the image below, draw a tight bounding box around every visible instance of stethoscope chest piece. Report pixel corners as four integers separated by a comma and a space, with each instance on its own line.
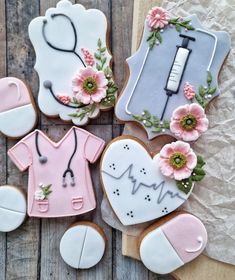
39, 155, 48, 164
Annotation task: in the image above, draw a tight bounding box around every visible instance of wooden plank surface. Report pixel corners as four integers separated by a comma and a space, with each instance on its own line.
121, 0, 235, 280
0, 0, 6, 279
0, 0, 175, 279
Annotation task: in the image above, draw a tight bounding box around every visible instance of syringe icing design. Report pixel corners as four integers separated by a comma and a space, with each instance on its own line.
161, 34, 195, 120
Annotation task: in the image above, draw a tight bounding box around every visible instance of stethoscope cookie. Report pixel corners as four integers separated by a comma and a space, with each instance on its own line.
139, 212, 207, 274
115, 6, 231, 140
0, 77, 37, 138
8, 127, 105, 218
28, 0, 117, 126
59, 221, 106, 269
0, 185, 27, 232
100, 136, 206, 225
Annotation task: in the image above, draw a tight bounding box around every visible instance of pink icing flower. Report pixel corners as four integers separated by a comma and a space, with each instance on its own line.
159, 141, 197, 181
146, 7, 170, 29
72, 66, 108, 104
81, 48, 95, 66
184, 82, 196, 100
57, 95, 71, 105
170, 104, 209, 142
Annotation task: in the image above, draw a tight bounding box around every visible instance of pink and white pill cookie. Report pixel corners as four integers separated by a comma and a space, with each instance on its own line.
0, 77, 37, 138
0, 185, 27, 232
139, 212, 207, 274
60, 222, 106, 269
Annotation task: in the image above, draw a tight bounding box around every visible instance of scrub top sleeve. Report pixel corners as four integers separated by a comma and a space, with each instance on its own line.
84, 134, 105, 163
8, 141, 32, 171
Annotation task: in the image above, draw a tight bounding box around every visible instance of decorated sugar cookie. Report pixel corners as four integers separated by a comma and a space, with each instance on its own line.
100, 136, 206, 225
139, 212, 207, 274
0, 77, 37, 138
60, 221, 106, 269
0, 185, 27, 232
28, 0, 117, 125
115, 7, 230, 140
8, 127, 105, 218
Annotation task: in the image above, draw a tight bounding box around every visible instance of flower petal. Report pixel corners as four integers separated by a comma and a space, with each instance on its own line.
95, 71, 108, 87
181, 129, 200, 142
170, 120, 183, 137
80, 66, 96, 78
172, 105, 190, 120
171, 141, 190, 154
173, 167, 192, 181
196, 117, 209, 133
186, 152, 197, 170
159, 143, 174, 158
159, 158, 174, 177
189, 103, 206, 118
91, 88, 107, 103
76, 92, 91, 104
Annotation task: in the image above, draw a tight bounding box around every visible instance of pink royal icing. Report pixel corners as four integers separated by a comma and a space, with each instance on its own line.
0, 77, 31, 113
162, 213, 208, 263
8, 127, 105, 218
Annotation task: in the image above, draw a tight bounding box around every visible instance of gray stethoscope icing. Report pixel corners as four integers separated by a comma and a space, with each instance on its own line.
42, 13, 88, 109
35, 128, 77, 187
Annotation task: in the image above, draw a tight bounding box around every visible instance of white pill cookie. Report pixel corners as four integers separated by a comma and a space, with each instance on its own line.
138, 212, 207, 274
60, 221, 106, 269
0, 185, 27, 232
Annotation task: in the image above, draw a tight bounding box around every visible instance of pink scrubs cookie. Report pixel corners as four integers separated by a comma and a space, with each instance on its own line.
139, 212, 208, 274
0, 77, 37, 138
8, 127, 105, 218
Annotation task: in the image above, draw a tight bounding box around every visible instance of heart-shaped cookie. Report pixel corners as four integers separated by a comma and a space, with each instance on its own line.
100, 137, 195, 226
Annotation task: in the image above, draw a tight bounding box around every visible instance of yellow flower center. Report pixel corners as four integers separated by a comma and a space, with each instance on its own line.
169, 152, 187, 169
82, 77, 97, 95
180, 114, 197, 131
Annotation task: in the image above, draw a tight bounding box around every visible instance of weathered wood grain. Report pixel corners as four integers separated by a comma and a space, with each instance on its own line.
112, 0, 134, 125
0, 0, 6, 278
5, 1, 40, 279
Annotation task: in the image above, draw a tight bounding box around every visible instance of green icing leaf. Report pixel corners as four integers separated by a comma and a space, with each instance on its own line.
94, 53, 101, 60
68, 104, 97, 120
155, 31, 162, 43
193, 71, 217, 109
196, 155, 205, 168
207, 71, 212, 86
207, 87, 217, 95
152, 127, 161, 133
147, 32, 154, 42
199, 85, 206, 97
133, 115, 143, 121
132, 110, 169, 133
149, 38, 156, 49
96, 63, 102, 71
100, 47, 106, 53
144, 110, 151, 120
175, 24, 181, 32
97, 38, 102, 48
176, 178, 193, 194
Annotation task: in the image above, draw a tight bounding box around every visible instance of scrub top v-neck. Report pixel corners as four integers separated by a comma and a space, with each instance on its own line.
8, 127, 105, 218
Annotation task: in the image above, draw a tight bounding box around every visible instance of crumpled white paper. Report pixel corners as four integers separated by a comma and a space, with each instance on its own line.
101, 0, 235, 265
